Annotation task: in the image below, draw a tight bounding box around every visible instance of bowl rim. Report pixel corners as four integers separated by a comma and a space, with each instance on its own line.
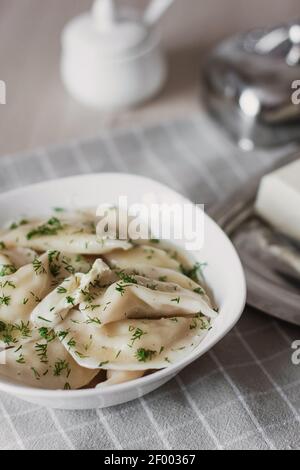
0, 172, 247, 399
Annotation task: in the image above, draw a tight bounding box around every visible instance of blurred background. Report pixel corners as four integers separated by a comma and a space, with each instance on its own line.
0, 0, 300, 155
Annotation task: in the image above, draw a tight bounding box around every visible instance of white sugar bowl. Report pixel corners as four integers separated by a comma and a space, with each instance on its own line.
61, 0, 168, 110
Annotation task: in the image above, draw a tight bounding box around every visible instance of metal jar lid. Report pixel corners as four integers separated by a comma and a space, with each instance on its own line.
203, 21, 300, 150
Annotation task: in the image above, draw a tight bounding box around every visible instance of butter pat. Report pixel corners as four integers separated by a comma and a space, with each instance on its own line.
255, 159, 300, 242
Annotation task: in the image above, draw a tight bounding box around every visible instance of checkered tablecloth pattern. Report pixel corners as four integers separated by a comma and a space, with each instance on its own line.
0, 114, 299, 450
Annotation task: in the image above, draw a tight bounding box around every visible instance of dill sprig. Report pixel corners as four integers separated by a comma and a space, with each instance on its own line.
53, 360, 71, 377
32, 257, 46, 275
180, 262, 207, 282
27, 217, 64, 240
0, 264, 17, 277
35, 343, 48, 364
135, 348, 156, 363
0, 295, 11, 306
39, 327, 56, 342
129, 328, 147, 347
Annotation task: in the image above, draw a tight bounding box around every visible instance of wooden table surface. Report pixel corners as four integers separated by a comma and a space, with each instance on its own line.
0, 0, 299, 156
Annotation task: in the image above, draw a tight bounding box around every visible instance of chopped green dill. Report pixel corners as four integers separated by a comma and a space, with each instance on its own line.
49, 263, 60, 278
0, 242, 6, 250
194, 287, 205, 295
86, 316, 102, 325
0, 295, 11, 306
116, 271, 138, 285
67, 338, 76, 349
64, 383, 71, 390
171, 297, 180, 304
62, 257, 76, 275
150, 238, 160, 244
53, 207, 65, 213
115, 350, 121, 359
37, 316, 51, 323
129, 328, 147, 347
158, 276, 167, 282
66, 296, 75, 306
189, 319, 198, 330
57, 330, 69, 340
135, 348, 156, 363
80, 289, 95, 303
115, 283, 128, 296
48, 250, 61, 278
0, 322, 18, 346
165, 357, 172, 364
39, 327, 56, 342
0, 280, 16, 289
159, 346, 165, 355
57, 286, 67, 294
35, 343, 48, 364
181, 262, 208, 282
75, 351, 89, 359
83, 304, 101, 312
32, 257, 46, 275
14, 321, 31, 338
27, 217, 64, 240
53, 360, 71, 377
0, 264, 17, 277
31, 367, 41, 380
10, 219, 28, 230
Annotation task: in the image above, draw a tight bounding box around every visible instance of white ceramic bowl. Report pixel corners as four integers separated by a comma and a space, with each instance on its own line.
0, 173, 246, 409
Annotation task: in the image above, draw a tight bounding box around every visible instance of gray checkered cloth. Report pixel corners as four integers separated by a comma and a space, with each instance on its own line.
0, 114, 299, 450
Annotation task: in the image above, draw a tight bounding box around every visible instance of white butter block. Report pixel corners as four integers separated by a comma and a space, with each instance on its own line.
255, 159, 300, 242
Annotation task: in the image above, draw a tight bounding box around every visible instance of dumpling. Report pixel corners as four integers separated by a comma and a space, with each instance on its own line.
55, 309, 210, 371
0, 337, 97, 390
1, 215, 132, 255
78, 273, 217, 325
0, 250, 93, 325
118, 265, 212, 305
0, 253, 52, 324
32, 257, 216, 328
31, 259, 115, 327
103, 245, 181, 271
97, 370, 144, 388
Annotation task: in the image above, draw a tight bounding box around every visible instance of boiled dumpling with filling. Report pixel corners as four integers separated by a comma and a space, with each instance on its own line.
78, 267, 217, 325
103, 245, 181, 271
0, 337, 97, 390
118, 265, 212, 306
0, 253, 53, 325
55, 310, 210, 371
1, 215, 132, 255
31, 259, 115, 327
